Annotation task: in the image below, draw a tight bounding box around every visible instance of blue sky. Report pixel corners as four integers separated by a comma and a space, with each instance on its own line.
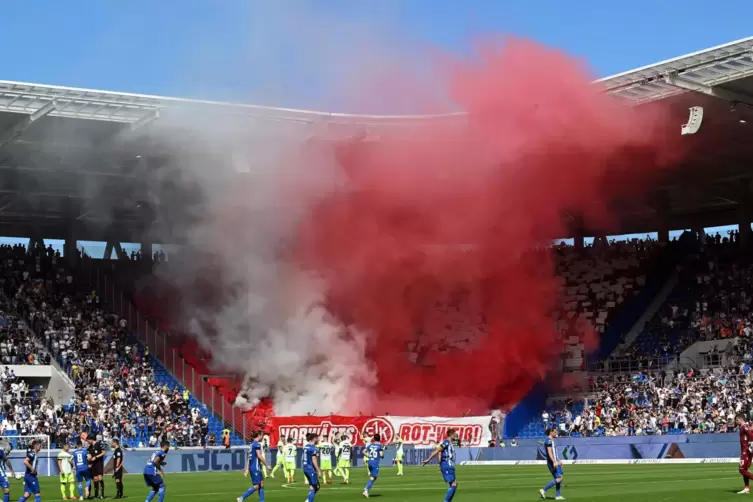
2, 0, 753, 112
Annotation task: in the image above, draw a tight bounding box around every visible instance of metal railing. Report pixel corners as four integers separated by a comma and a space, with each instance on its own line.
585, 356, 675, 374
82, 260, 260, 440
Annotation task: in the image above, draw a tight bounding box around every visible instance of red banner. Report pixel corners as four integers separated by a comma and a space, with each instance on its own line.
270, 415, 374, 446
269, 415, 493, 447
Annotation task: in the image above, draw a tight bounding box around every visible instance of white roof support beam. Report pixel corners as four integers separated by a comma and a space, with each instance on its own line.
130, 109, 159, 132
98, 109, 160, 153
664, 73, 753, 106
0, 100, 56, 150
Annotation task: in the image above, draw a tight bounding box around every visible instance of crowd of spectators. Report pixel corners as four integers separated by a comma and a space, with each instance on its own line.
0, 365, 57, 440
619, 234, 752, 366
0, 242, 209, 448
536, 330, 753, 438
553, 239, 662, 372
0, 311, 49, 366
528, 233, 753, 438
402, 240, 662, 368
4, 232, 748, 444
554, 239, 656, 333
548, 365, 749, 437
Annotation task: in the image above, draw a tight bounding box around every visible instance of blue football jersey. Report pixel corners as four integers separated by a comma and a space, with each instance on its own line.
72, 448, 89, 472
0, 450, 7, 477
365, 443, 383, 467
302, 443, 317, 472
25, 449, 38, 476
544, 437, 558, 466
144, 450, 166, 475
248, 440, 262, 472
439, 439, 455, 468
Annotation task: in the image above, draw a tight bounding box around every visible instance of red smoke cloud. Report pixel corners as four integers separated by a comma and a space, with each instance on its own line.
295, 39, 682, 415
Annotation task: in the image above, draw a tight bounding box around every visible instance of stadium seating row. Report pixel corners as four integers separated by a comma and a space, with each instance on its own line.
0, 244, 244, 447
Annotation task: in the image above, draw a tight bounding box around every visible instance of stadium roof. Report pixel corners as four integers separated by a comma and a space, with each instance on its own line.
2, 36, 753, 241
0, 80, 464, 128
1, 35, 753, 129
599, 36, 753, 106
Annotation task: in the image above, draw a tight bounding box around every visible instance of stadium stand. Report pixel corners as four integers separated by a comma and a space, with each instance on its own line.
627, 236, 749, 362
0, 220, 738, 444
518, 366, 745, 439
516, 234, 753, 438
97, 238, 668, 430
0, 245, 243, 447
554, 239, 662, 371
81, 257, 271, 440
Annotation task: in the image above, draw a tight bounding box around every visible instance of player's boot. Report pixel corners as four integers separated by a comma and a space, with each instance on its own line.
539, 489, 546, 499
555, 497, 566, 501
738, 488, 751, 494
362, 490, 369, 498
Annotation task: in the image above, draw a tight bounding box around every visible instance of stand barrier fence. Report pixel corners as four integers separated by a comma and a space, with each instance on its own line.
83, 260, 258, 441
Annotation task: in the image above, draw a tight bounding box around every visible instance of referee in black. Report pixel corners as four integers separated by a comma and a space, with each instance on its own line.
111, 439, 124, 499
88, 436, 106, 499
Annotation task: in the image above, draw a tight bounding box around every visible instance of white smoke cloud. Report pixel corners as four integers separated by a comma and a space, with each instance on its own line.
133, 2, 452, 416
137, 110, 377, 415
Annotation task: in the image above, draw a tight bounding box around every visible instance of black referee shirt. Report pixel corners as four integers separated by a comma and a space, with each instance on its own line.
113, 447, 124, 472
89, 442, 104, 465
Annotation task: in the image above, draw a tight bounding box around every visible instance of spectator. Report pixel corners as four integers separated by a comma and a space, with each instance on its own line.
0, 243, 208, 448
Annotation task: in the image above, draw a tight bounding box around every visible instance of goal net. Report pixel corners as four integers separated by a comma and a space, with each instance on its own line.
0, 435, 52, 477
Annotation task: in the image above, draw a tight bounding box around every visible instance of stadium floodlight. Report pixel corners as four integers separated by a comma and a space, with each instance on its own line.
681, 106, 704, 136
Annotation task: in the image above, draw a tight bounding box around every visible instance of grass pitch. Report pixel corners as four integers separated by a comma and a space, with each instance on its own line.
23, 463, 747, 501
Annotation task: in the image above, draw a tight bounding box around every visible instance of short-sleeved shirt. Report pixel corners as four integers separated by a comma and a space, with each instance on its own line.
72, 448, 89, 472
57, 451, 74, 474
339, 441, 352, 461
25, 449, 38, 477
89, 442, 104, 465
742, 424, 753, 457
365, 443, 383, 468
544, 438, 558, 468
248, 441, 262, 472
0, 450, 9, 477
319, 442, 333, 460
439, 440, 455, 469
112, 448, 124, 470
302, 443, 318, 473
144, 450, 166, 476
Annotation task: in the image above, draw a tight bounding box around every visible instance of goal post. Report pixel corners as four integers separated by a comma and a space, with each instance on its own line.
0, 435, 52, 477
